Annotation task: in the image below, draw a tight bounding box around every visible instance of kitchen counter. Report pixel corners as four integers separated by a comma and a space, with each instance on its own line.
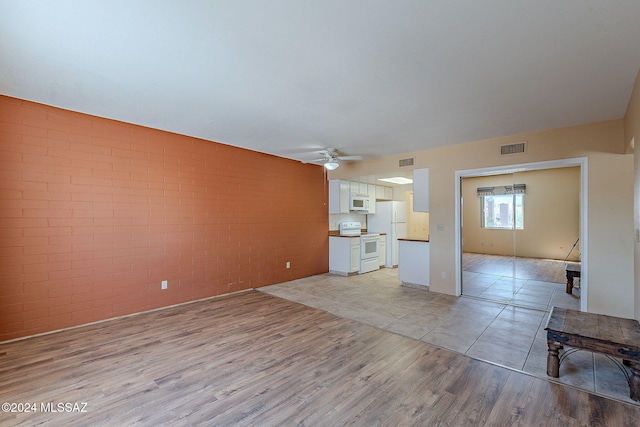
329, 230, 365, 237
328, 231, 386, 237
398, 238, 429, 289
397, 236, 429, 242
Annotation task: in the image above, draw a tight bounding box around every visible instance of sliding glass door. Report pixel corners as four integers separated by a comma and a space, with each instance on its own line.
460, 173, 521, 304
461, 166, 582, 311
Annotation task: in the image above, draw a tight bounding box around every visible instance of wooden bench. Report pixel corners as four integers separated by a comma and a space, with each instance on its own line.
545, 306, 640, 402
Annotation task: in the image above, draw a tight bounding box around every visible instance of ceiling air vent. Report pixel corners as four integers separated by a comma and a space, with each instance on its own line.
399, 157, 414, 167
500, 141, 527, 155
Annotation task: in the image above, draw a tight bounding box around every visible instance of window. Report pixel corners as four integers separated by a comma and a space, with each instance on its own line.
481, 194, 524, 229
477, 184, 525, 230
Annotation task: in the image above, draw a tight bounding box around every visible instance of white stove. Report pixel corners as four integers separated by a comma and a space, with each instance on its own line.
339, 222, 380, 274
359, 233, 380, 274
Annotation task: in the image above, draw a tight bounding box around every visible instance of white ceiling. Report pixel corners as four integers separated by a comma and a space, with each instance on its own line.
2, 1, 640, 164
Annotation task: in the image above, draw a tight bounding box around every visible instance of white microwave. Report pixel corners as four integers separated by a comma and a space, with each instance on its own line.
349, 194, 370, 212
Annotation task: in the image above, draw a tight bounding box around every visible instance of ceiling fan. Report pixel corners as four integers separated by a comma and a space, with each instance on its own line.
309, 148, 363, 170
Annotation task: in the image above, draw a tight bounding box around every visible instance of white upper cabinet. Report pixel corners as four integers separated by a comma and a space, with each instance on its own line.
329, 179, 350, 214
413, 168, 429, 212
349, 181, 368, 194
367, 184, 376, 214
330, 179, 394, 213
384, 186, 393, 200
375, 185, 393, 201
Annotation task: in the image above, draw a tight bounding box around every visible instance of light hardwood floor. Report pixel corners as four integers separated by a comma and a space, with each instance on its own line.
1, 290, 638, 426
262, 268, 632, 405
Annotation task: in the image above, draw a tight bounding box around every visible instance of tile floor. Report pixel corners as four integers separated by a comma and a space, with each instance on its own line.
462, 269, 580, 312
259, 267, 638, 406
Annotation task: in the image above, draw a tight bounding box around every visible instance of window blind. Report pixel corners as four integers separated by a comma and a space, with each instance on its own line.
477, 184, 525, 196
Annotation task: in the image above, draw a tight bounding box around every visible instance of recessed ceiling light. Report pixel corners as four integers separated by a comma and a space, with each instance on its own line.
378, 177, 413, 185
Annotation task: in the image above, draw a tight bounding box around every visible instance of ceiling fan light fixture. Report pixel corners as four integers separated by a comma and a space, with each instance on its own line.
324, 161, 339, 170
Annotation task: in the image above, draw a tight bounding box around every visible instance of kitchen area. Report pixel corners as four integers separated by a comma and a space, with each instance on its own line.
328, 168, 430, 289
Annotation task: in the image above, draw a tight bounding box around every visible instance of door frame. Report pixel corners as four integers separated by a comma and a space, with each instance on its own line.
454, 157, 588, 312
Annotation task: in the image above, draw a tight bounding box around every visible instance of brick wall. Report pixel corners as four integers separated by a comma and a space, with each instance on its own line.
0, 95, 329, 341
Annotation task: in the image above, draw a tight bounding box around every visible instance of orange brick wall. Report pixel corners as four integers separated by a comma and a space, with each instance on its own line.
0, 95, 329, 341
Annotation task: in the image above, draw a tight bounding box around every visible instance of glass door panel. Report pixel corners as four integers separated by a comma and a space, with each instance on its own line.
460, 173, 517, 305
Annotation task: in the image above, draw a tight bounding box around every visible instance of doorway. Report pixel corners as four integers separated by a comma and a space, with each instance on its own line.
454, 158, 588, 312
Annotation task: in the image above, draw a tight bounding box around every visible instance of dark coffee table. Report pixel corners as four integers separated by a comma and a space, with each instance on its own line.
545, 306, 640, 402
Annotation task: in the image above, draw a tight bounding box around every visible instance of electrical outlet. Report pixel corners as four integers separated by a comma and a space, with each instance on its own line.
441, 271, 446, 279
286, 262, 291, 269
161, 280, 168, 290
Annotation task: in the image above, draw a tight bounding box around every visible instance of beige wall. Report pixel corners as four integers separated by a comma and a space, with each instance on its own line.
461, 168, 580, 260
330, 119, 635, 317
625, 69, 640, 320
403, 191, 430, 239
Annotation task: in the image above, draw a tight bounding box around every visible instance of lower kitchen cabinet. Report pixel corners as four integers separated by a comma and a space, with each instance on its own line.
398, 238, 429, 288
329, 236, 360, 276
378, 234, 386, 266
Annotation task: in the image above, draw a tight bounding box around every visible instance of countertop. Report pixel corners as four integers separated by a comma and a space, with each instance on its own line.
329, 231, 386, 237
329, 230, 362, 237
398, 237, 429, 242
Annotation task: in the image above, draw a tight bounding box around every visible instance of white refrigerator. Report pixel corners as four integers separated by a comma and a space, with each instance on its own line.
367, 201, 407, 268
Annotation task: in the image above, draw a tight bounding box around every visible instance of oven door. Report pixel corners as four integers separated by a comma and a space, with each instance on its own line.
361, 237, 379, 259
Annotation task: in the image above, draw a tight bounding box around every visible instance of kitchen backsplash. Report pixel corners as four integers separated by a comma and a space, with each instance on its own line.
329, 213, 368, 231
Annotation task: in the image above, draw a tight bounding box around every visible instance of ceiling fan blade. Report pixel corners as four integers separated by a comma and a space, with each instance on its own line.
300, 148, 361, 164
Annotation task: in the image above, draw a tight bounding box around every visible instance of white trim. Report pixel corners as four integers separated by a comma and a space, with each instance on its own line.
455, 157, 588, 312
